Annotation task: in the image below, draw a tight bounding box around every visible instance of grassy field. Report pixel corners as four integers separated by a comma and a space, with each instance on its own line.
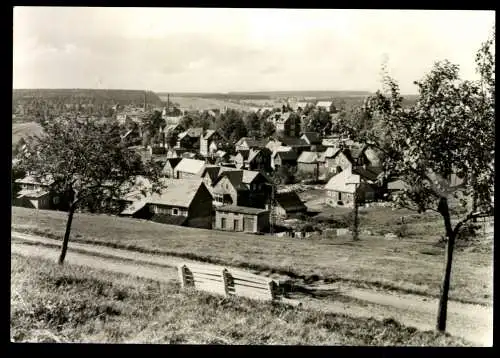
12, 121, 44, 146
11, 207, 493, 305
160, 96, 255, 111
10, 254, 471, 345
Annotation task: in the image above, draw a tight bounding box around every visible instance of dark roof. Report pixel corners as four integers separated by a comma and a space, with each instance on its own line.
301, 132, 322, 145
165, 157, 182, 169
216, 205, 269, 215
212, 168, 265, 190
275, 191, 307, 212
352, 166, 383, 182
275, 150, 298, 161
201, 165, 223, 183
280, 137, 309, 147
236, 149, 250, 160
237, 137, 269, 148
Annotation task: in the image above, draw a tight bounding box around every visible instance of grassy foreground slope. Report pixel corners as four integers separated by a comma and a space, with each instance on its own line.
10, 254, 470, 345
11, 207, 493, 305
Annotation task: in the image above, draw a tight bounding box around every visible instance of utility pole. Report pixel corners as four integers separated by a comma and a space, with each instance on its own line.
266, 176, 278, 235
347, 174, 361, 241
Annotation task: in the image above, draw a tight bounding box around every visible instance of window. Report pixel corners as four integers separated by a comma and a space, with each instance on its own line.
173, 208, 179, 215
221, 218, 226, 229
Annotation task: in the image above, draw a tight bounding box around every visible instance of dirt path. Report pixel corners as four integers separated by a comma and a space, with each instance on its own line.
11, 231, 492, 346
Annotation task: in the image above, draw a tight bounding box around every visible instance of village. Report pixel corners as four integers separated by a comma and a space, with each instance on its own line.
11, 7, 494, 347
13, 95, 407, 239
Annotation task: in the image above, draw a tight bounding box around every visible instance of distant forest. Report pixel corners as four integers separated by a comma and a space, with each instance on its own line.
13, 89, 164, 107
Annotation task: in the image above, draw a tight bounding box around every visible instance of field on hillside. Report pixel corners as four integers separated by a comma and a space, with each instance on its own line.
10, 254, 470, 345
160, 96, 256, 111
12, 207, 493, 305
12, 121, 44, 146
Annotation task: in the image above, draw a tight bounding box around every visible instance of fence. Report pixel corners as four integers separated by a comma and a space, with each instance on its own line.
178, 263, 279, 302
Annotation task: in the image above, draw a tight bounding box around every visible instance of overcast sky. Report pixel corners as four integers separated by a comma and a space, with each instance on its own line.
13, 7, 495, 94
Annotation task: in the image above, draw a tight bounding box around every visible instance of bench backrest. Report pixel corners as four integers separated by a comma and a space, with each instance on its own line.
225, 268, 277, 301
178, 263, 227, 297
178, 263, 278, 301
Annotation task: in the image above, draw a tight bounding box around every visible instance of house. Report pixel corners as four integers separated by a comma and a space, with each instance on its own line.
235, 137, 269, 151
213, 150, 230, 165
200, 165, 224, 193
234, 150, 250, 169
162, 158, 182, 178
164, 124, 184, 148
273, 191, 308, 219
214, 205, 269, 233
293, 102, 311, 112
271, 149, 298, 170
211, 169, 272, 208
266, 112, 301, 137
276, 137, 311, 155
177, 127, 204, 150
182, 152, 205, 160
121, 178, 213, 229
166, 147, 190, 159
321, 136, 342, 148
173, 158, 206, 179
246, 148, 272, 172
297, 151, 321, 178
323, 147, 352, 175
316, 101, 334, 112
387, 179, 407, 200
234, 148, 272, 172
14, 175, 57, 210
324, 167, 377, 207
200, 129, 226, 156
300, 132, 322, 146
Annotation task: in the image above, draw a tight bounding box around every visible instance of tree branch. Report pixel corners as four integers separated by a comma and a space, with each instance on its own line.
452, 210, 490, 237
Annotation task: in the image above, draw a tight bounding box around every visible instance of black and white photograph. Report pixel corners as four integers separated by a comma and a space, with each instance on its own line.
11, 7, 494, 346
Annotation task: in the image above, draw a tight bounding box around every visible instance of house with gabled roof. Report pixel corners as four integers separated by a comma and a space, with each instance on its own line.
234, 147, 272, 172
211, 169, 272, 209
162, 157, 182, 178
300, 132, 322, 146
14, 174, 57, 210
271, 148, 298, 170
273, 137, 311, 155
177, 127, 204, 150
200, 129, 227, 156
235, 137, 269, 151
173, 158, 206, 179
297, 151, 321, 178
324, 167, 376, 208
316, 100, 334, 112
273, 190, 308, 219
120, 178, 213, 229
266, 111, 301, 137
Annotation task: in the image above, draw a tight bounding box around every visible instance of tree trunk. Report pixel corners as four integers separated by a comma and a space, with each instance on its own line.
436, 197, 455, 332
58, 205, 76, 265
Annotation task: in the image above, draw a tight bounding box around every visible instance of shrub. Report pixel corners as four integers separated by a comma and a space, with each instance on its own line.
395, 223, 409, 238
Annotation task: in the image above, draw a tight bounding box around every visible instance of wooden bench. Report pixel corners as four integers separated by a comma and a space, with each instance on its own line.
178, 263, 279, 302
